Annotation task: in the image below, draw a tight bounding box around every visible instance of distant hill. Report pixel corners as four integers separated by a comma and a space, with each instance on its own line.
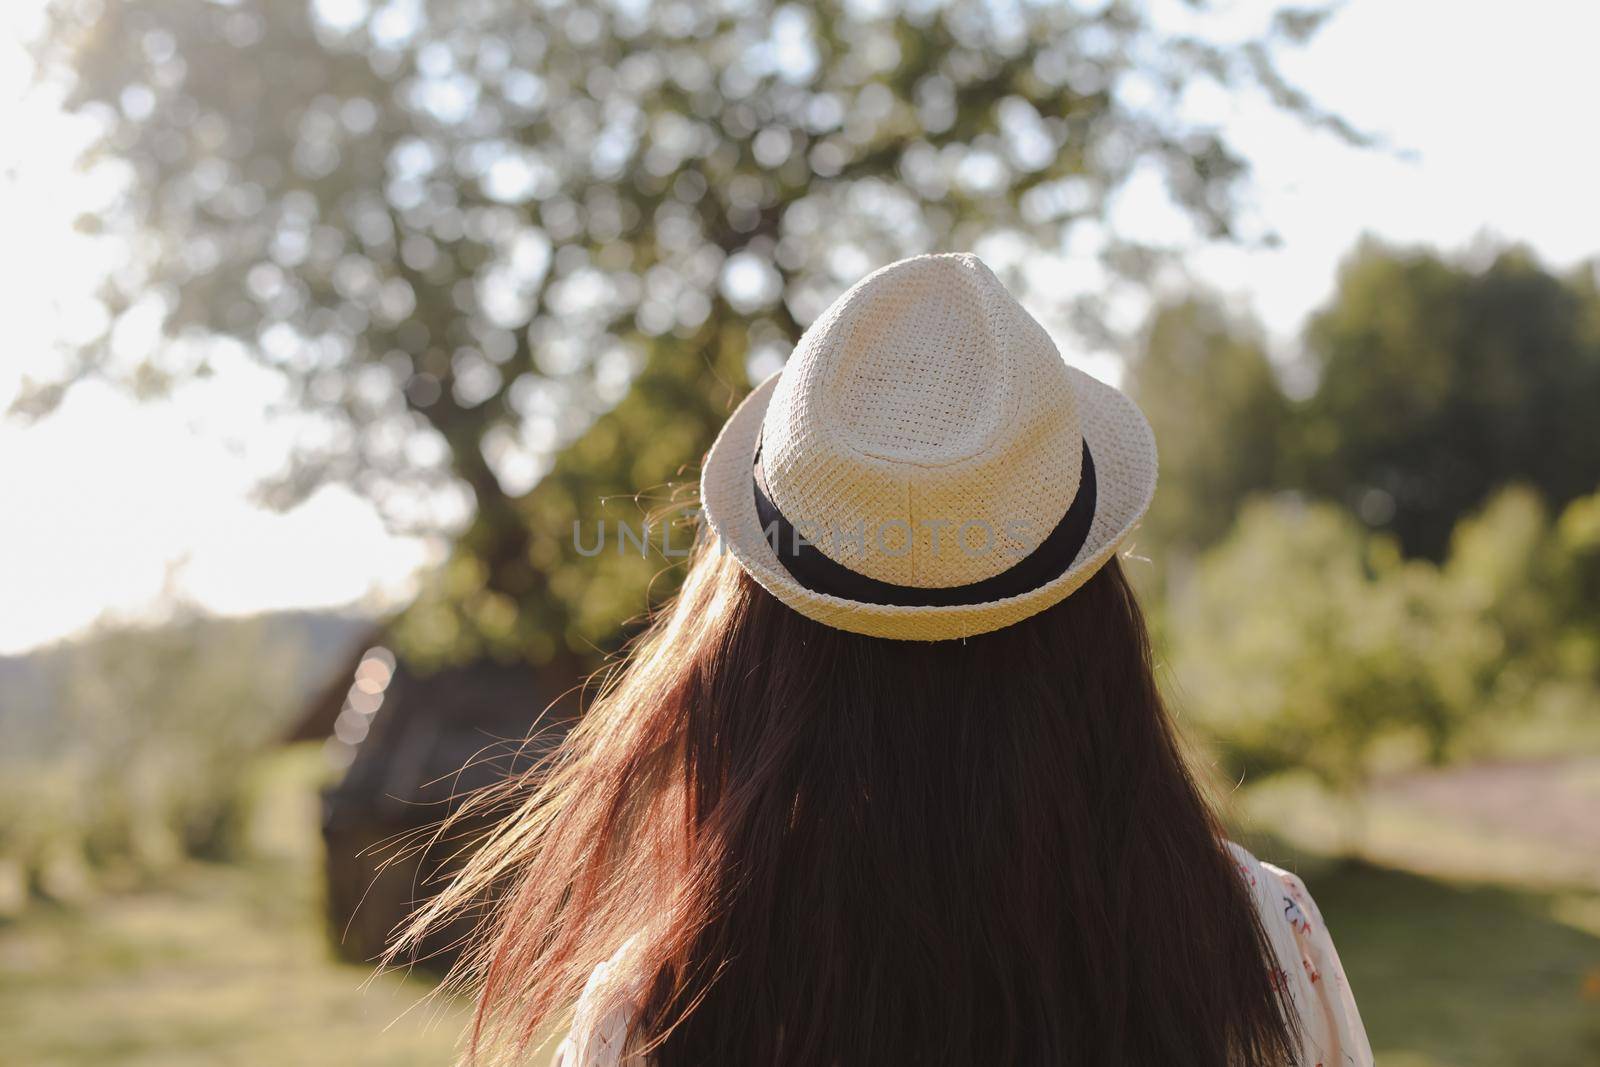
0, 610, 374, 762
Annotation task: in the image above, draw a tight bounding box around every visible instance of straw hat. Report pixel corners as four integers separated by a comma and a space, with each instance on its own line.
699, 253, 1156, 641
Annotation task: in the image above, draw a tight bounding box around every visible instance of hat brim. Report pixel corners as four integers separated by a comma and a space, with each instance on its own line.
699, 365, 1157, 641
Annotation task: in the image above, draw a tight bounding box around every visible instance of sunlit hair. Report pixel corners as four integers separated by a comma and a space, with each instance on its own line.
397, 542, 1299, 1066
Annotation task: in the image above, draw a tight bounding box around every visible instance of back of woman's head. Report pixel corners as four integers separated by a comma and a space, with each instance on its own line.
406, 544, 1297, 1066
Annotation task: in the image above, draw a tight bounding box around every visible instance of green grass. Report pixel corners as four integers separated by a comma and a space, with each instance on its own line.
0, 858, 468, 1067
1237, 759, 1600, 1066
0, 746, 471, 1067
1308, 859, 1600, 1067
0, 746, 575, 1067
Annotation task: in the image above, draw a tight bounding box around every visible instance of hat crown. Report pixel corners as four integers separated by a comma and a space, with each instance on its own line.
827, 257, 1005, 465
760, 253, 1084, 589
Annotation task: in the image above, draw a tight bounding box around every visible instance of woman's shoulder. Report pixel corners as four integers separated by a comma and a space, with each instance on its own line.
1223, 840, 1341, 965
1224, 841, 1375, 1067
549, 941, 649, 1067
1225, 841, 1316, 915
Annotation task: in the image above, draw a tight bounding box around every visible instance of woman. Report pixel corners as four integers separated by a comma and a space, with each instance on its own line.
406, 254, 1372, 1066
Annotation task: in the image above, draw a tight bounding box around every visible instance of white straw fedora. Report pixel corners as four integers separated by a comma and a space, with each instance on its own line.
699, 253, 1156, 641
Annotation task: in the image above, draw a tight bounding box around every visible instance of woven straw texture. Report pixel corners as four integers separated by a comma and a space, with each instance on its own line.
700, 253, 1157, 641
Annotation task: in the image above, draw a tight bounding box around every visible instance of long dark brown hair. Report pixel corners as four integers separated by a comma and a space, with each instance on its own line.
400, 543, 1299, 1065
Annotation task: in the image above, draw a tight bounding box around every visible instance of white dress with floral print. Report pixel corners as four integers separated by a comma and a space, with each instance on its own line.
551, 843, 1373, 1067
1225, 843, 1374, 1067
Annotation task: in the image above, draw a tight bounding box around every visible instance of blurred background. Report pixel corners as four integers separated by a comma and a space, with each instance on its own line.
2, 0, 1598, 1063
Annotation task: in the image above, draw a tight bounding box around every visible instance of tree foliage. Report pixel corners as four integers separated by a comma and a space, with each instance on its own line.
1126, 295, 1292, 563
1299, 240, 1600, 559
1128, 242, 1600, 579
1167, 485, 1600, 791
1167, 498, 1486, 790
1441, 485, 1600, 729
29, 0, 1342, 665
0, 613, 323, 895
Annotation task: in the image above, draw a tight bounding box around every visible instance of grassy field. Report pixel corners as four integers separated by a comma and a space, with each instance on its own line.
0, 859, 467, 1067
1313, 860, 1600, 1066
1238, 758, 1600, 1067
1, 754, 1597, 1065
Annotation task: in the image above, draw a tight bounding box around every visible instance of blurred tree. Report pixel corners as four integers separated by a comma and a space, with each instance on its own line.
27, 0, 1352, 666
0, 612, 315, 898
1298, 240, 1600, 560
1442, 485, 1600, 738
1169, 482, 1600, 790
1443, 488, 1566, 680
1554, 489, 1600, 641
1126, 296, 1292, 568
1166, 498, 1495, 792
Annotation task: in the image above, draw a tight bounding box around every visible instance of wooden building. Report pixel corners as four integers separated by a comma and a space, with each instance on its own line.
289, 638, 583, 968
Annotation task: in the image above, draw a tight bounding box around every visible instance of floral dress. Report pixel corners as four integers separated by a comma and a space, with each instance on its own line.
551, 843, 1373, 1067
1224, 843, 1374, 1067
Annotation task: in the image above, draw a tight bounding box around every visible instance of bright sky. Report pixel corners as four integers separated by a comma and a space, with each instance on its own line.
2, 0, 1598, 653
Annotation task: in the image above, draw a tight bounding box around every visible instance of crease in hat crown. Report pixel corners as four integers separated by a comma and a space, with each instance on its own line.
758, 253, 1086, 589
